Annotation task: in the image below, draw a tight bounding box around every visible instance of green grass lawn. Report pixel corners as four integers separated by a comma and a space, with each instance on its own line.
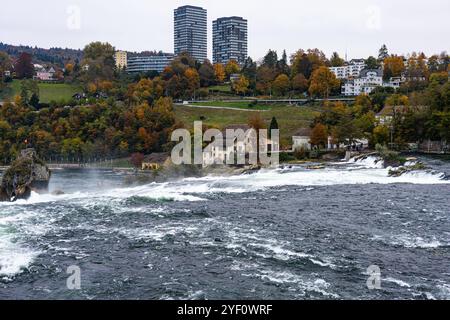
7, 80, 82, 103
208, 84, 232, 93
175, 104, 322, 147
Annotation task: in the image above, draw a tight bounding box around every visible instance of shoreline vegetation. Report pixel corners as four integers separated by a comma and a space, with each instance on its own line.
1, 43, 449, 173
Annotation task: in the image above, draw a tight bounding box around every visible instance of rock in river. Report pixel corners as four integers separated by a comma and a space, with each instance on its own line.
0, 149, 51, 202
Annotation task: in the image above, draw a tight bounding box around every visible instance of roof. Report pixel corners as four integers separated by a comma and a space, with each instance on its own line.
143, 153, 170, 164
376, 105, 427, 117
360, 69, 383, 77
293, 127, 312, 137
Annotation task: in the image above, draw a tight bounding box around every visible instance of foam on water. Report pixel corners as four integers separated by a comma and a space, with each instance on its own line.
0, 231, 38, 279
0, 156, 448, 280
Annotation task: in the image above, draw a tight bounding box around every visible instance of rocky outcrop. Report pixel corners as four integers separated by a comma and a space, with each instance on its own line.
0, 149, 51, 202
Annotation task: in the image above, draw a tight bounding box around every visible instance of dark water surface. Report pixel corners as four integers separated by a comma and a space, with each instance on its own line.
0, 156, 449, 300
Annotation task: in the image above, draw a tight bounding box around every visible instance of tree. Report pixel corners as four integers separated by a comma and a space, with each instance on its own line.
378, 44, 389, 61
29, 93, 40, 109
310, 123, 328, 149
14, 52, 34, 79
309, 66, 340, 98
20, 80, 39, 105
213, 63, 226, 83
130, 153, 144, 169
291, 73, 308, 94
81, 42, 115, 83
291, 49, 328, 79
184, 68, 200, 98
330, 52, 345, 67
365, 56, 380, 69
198, 60, 216, 87
385, 94, 409, 106
429, 72, 449, 85
256, 66, 276, 96
225, 60, 240, 78
269, 117, 279, 139
0, 52, 12, 90
372, 125, 390, 146
383, 56, 405, 81
272, 74, 290, 96
233, 75, 249, 96
241, 57, 257, 89
277, 50, 290, 74
262, 50, 278, 69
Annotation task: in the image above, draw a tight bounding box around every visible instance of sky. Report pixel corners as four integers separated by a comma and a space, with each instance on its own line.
1, 0, 449, 61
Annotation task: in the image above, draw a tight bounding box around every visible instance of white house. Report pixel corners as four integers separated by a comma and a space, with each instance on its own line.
329, 59, 366, 80
203, 125, 279, 167
292, 128, 369, 151
292, 128, 312, 151
342, 69, 402, 96
35, 67, 56, 81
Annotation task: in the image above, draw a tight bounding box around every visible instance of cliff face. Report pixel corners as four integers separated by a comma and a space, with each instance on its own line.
0, 149, 51, 202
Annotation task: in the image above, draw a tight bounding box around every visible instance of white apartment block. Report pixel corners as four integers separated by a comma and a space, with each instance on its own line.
341, 69, 402, 96
329, 59, 366, 79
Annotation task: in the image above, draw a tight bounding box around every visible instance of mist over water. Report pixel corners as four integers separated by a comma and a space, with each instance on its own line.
0, 156, 449, 299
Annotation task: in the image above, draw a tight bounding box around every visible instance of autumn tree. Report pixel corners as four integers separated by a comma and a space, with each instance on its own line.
130, 153, 144, 169
383, 56, 405, 81
14, 52, 34, 79
81, 42, 115, 83
198, 60, 216, 87
272, 74, 290, 96
291, 73, 308, 94
184, 68, 200, 98
385, 94, 409, 106
291, 49, 328, 79
310, 123, 328, 149
233, 75, 250, 96
225, 60, 240, 78
256, 66, 276, 96
309, 66, 340, 98
213, 63, 226, 83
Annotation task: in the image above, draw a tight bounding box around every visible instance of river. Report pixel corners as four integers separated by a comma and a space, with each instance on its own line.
0, 156, 449, 299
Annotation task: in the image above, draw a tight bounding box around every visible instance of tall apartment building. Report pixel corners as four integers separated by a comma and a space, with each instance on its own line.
174, 5, 207, 62
126, 54, 174, 73
213, 16, 248, 65
114, 51, 128, 69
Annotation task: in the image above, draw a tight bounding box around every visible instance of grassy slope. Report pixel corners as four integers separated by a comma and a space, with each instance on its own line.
191, 101, 272, 110
175, 104, 321, 147
8, 80, 81, 103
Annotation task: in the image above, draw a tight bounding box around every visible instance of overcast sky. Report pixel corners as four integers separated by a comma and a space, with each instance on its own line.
1, 0, 449, 61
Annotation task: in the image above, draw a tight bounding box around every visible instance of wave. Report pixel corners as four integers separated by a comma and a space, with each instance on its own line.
0, 232, 38, 279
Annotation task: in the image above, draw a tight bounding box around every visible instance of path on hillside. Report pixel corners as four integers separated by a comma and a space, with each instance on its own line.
181, 104, 269, 112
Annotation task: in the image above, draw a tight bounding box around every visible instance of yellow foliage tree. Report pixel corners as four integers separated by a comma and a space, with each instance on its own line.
214, 63, 226, 83
308, 66, 340, 98
225, 60, 240, 77
233, 75, 250, 95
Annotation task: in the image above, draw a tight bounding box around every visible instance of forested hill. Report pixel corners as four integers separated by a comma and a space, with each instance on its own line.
0, 43, 83, 66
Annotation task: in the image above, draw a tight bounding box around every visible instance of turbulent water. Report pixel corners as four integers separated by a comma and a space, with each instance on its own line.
0, 156, 449, 300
